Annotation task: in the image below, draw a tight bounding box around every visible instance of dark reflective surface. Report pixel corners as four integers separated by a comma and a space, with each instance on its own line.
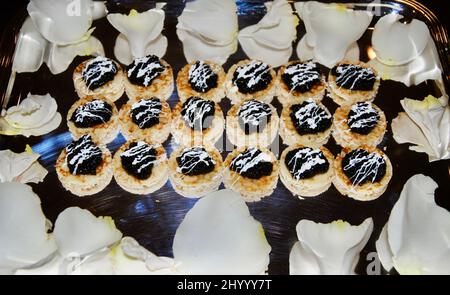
0, 0, 449, 275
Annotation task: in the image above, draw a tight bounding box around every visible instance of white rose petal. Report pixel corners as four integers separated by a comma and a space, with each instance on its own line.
376, 174, 450, 275
295, 1, 372, 68
238, 0, 298, 67
107, 7, 167, 64
0, 183, 57, 272
54, 207, 123, 258
173, 189, 271, 275
0, 147, 47, 184
0, 93, 62, 137
290, 218, 373, 275
392, 95, 450, 161
176, 0, 238, 65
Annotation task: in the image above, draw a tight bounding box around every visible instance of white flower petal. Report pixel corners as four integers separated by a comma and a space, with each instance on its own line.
108, 8, 166, 63
297, 35, 360, 64
173, 189, 271, 275
46, 36, 105, 75
177, 0, 238, 45
176, 0, 238, 64
5, 93, 56, 129
374, 225, 394, 272
238, 0, 298, 67
290, 218, 373, 275
111, 237, 179, 275
27, 0, 94, 45
114, 33, 168, 65
0, 183, 57, 271
54, 207, 122, 258
0, 93, 62, 137
12, 17, 46, 73
376, 174, 450, 275
368, 37, 442, 87
14, 254, 60, 275
392, 95, 450, 161
0, 147, 47, 184
90, 0, 107, 20
295, 1, 372, 68
13, 16, 104, 75
177, 29, 238, 65
372, 14, 430, 66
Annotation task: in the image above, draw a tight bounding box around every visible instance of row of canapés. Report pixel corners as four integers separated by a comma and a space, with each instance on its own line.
56, 134, 392, 203
68, 55, 385, 148
59, 55, 389, 199
74, 55, 380, 107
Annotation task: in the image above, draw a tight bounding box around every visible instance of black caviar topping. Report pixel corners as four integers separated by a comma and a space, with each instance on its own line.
290, 101, 332, 135
282, 60, 322, 93
230, 147, 273, 179
131, 98, 162, 129
66, 135, 102, 175
181, 97, 215, 131
342, 149, 386, 186
285, 147, 329, 180
347, 102, 380, 135
70, 99, 113, 128
331, 64, 376, 91
238, 99, 272, 134
188, 61, 218, 93
82, 57, 117, 90
120, 142, 158, 180
232, 61, 272, 94
127, 55, 165, 87
176, 147, 216, 176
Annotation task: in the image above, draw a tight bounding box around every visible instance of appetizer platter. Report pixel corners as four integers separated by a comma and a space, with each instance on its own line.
0, 0, 449, 275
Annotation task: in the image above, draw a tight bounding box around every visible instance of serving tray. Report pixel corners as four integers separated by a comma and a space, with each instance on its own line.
0, 0, 449, 275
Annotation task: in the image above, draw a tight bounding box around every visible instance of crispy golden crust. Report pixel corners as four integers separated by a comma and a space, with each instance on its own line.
67, 96, 119, 145
113, 142, 168, 195
171, 100, 224, 147
176, 61, 226, 103
276, 60, 326, 107
279, 103, 332, 148
332, 103, 387, 149
73, 58, 125, 102
226, 102, 279, 148
124, 59, 174, 101
223, 146, 279, 202
333, 145, 393, 201
168, 145, 224, 198
225, 59, 277, 105
279, 145, 334, 198
119, 99, 172, 144
327, 60, 380, 106
55, 146, 113, 197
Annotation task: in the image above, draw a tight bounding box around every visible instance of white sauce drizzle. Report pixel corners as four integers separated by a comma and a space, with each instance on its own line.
238, 100, 271, 127
120, 141, 160, 174
188, 61, 216, 91
293, 101, 331, 130
231, 147, 272, 174
176, 146, 216, 174
182, 98, 214, 130
343, 151, 385, 185
73, 99, 112, 124
284, 61, 320, 91
347, 102, 379, 130
335, 64, 376, 90
128, 56, 164, 87
131, 99, 162, 129
82, 56, 116, 89
287, 148, 326, 180
66, 135, 102, 175
234, 61, 270, 88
